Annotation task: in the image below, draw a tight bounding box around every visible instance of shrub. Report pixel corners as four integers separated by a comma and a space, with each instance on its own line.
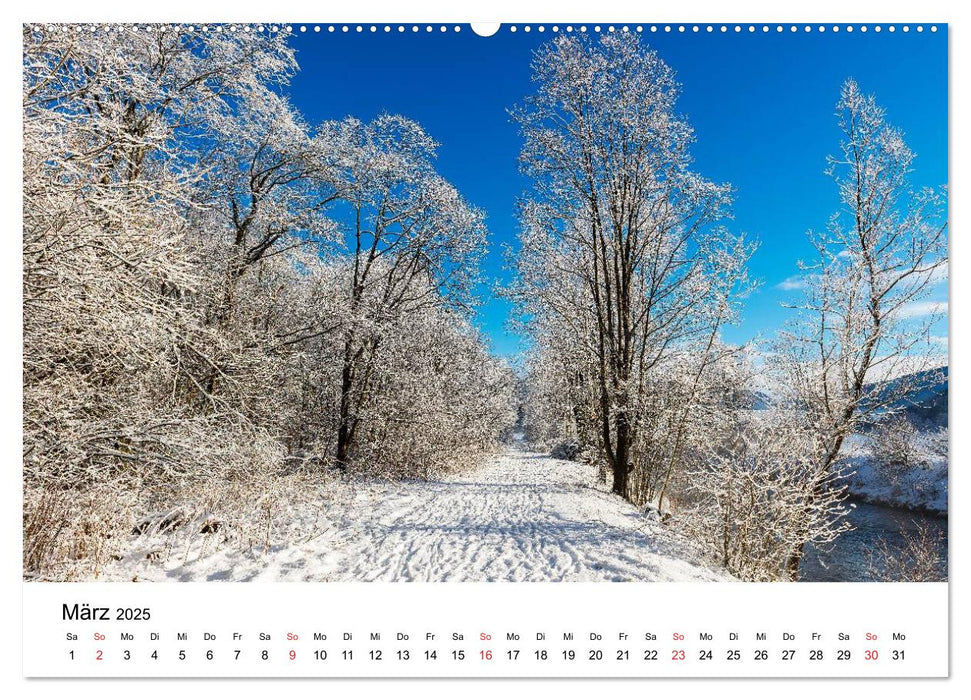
868, 414, 926, 481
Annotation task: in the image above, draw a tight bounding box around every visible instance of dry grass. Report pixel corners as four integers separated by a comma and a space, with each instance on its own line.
23, 484, 139, 580
23, 468, 341, 581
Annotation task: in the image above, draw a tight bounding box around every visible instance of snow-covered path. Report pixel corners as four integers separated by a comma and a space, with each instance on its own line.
316, 450, 728, 582
117, 449, 730, 582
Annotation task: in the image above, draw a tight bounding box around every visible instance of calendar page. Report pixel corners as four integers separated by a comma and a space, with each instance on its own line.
20, 11, 951, 683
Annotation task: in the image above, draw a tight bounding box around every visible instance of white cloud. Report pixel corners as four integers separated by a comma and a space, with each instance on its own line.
897, 300, 948, 319
928, 265, 949, 286
864, 353, 948, 383
776, 275, 807, 291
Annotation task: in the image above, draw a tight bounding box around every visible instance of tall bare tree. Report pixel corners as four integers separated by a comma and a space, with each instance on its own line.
315, 116, 488, 471
513, 33, 752, 501
778, 79, 948, 575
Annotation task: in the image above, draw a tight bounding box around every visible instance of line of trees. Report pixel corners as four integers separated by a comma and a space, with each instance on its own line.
22, 26, 947, 583
23, 22, 515, 569
513, 33, 947, 581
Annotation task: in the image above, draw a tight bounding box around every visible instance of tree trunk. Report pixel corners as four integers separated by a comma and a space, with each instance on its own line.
789, 433, 848, 579
785, 542, 804, 581
611, 412, 632, 498
335, 335, 356, 474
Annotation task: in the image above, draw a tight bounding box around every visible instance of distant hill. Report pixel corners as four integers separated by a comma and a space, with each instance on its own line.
738, 389, 774, 411
864, 366, 948, 428
749, 366, 948, 429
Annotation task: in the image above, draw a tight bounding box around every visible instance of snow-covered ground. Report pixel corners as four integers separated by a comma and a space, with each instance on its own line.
104, 449, 730, 582
840, 434, 948, 515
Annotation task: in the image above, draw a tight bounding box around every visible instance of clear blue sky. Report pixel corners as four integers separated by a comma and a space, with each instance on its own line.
286, 25, 948, 359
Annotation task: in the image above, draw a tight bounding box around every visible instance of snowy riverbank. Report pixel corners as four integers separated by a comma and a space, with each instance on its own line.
839, 434, 948, 515
101, 450, 730, 583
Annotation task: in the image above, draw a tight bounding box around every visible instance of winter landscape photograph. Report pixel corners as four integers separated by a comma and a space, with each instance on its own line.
23, 23, 947, 584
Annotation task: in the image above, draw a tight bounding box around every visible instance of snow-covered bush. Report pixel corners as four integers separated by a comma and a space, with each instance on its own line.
22, 25, 514, 580
23, 418, 289, 580
865, 522, 947, 582
677, 411, 852, 582
24, 464, 347, 582
342, 309, 516, 479
926, 426, 949, 459
23, 483, 140, 581
868, 415, 927, 480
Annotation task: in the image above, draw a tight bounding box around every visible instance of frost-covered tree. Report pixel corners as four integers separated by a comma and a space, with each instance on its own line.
23, 24, 513, 579
512, 33, 754, 503
178, 92, 341, 431
314, 116, 489, 471
346, 308, 516, 478
777, 79, 948, 575
203, 90, 336, 330
23, 24, 296, 485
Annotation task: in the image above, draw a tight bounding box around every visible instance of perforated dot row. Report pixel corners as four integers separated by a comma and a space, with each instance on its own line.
502, 24, 937, 34
304, 25, 465, 33
31, 24, 940, 35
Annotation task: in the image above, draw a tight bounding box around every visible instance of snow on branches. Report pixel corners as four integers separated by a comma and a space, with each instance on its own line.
513, 39, 946, 581
22, 25, 513, 580
511, 31, 755, 504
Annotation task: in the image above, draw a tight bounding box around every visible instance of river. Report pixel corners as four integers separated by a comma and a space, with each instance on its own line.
799, 500, 948, 582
